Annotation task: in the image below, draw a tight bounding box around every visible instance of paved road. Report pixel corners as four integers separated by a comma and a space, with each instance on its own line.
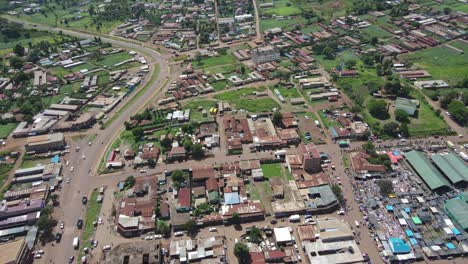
2, 17, 173, 263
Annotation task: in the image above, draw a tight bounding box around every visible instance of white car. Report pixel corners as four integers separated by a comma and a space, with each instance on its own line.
60, 222, 64, 229
93, 240, 98, 248
82, 155, 86, 160
98, 218, 103, 225
65, 161, 69, 166
154, 234, 163, 239
88, 142, 92, 146
209, 227, 217, 232
102, 245, 111, 251
174, 231, 184, 237
70, 167, 74, 172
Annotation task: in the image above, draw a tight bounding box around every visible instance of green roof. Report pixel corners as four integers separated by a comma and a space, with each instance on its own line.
445, 194, 468, 231
412, 217, 422, 225
395, 98, 418, 116
207, 191, 220, 204
404, 150, 450, 191
432, 153, 468, 185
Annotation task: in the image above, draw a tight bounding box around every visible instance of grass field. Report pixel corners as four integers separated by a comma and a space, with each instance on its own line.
214, 87, 280, 112
260, 0, 301, 16
0, 164, 13, 193
193, 53, 237, 69
183, 100, 218, 121
270, 86, 300, 98
79, 190, 102, 260
261, 163, 282, 179
20, 158, 50, 169
400, 42, 468, 85
93, 52, 132, 68
407, 91, 449, 136
360, 25, 393, 39
0, 123, 17, 139
261, 17, 307, 31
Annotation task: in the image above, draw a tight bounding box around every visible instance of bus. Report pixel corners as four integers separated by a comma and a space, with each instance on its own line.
446, 141, 455, 149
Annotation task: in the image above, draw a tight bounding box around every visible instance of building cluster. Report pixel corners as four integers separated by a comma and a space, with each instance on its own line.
351, 142, 468, 262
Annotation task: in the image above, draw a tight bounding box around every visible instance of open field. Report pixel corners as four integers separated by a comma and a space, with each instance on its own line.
259, 0, 301, 16
261, 163, 282, 179
0, 123, 17, 139
270, 86, 300, 98
407, 91, 450, 136
20, 158, 50, 169
193, 53, 237, 69
214, 87, 280, 112
400, 42, 468, 85
183, 100, 218, 121
360, 25, 393, 39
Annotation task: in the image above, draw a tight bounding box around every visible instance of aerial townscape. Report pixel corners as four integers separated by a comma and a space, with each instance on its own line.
0, 0, 467, 264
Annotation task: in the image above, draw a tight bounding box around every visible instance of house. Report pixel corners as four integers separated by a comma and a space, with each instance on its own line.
167, 147, 186, 161
191, 165, 216, 182
176, 188, 191, 212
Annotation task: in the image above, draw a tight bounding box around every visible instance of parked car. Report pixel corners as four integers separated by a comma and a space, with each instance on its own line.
68, 256, 74, 263
55, 233, 62, 243
77, 218, 83, 229
174, 231, 184, 237
82, 196, 88, 205
60, 222, 64, 229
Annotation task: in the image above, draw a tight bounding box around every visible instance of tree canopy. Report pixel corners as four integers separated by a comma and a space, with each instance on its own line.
368, 99, 389, 119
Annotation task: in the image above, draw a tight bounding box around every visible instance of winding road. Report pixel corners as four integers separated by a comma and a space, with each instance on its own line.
3, 16, 173, 263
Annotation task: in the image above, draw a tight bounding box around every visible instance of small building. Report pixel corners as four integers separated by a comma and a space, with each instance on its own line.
274, 227, 293, 245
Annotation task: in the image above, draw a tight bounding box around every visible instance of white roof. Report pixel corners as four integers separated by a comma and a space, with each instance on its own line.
274, 227, 292, 243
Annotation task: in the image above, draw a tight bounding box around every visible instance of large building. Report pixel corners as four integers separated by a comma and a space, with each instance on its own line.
431, 153, 468, 187
0, 238, 33, 264
252, 46, 280, 64
25, 133, 65, 153
299, 143, 321, 173
404, 150, 450, 192
444, 191, 468, 231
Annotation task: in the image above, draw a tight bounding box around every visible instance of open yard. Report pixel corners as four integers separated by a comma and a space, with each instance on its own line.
407, 91, 450, 137
400, 42, 468, 85
214, 87, 280, 112
0, 123, 17, 139
261, 163, 282, 179
192, 53, 237, 69
20, 158, 50, 169
183, 100, 218, 121
259, 0, 301, 16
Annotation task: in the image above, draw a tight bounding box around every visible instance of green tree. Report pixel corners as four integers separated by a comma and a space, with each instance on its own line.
50, 194, 59, 206
395, 109, 409, 123
331, 184, 344, 204
147, 158, 156, 168
232, 212, 241, 225
448, 100, 467, 125
184, 219, 197, 234
124, 175, 135, 189
192, 143, 204, 159
249, 226, 262, 243
194, 203, 213, 217
345, 59, 357, 70
272, 111, 282, 126
13, 44, 25, 56
362, 141, 376, 155
400, 122, 409, 137
383, 121, 400, 137
183, 138, 193, 151
234, 243, 250, 263
160, 137, 172, 150
378, 179, 394, 196
367, 99, 389, 119
157, 220, 171, 237
9, 56, 24, 69
171, 170, 187, 189
132, 127, 144, 139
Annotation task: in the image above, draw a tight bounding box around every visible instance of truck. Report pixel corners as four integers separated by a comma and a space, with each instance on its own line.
446, 141, 455, 149
289, 214, 300, 222
72, 237, 79, 249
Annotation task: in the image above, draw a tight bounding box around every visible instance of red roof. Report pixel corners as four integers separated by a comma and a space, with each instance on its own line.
178, 188, 191, 208
192, 165, 216, 180
206, 177, 218, 192
250, 252, 266, 264
264, 250, 286, 261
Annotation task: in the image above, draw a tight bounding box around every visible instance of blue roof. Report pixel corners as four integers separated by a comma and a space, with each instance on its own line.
446, 243, 456, 249
51, 155, 60, 163
409, 238, 417, 245
389, 237, 411, 254
404, 208, 411, 213
405, 229, 414, 237
452, 228, 461, 236
224, 192, 240, 205
386, 205, 394, 211
330, 127, 338, 137
117, 182, 125, 191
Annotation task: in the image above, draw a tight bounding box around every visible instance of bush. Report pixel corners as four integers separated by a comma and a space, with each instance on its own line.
367, 99, 389, 119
